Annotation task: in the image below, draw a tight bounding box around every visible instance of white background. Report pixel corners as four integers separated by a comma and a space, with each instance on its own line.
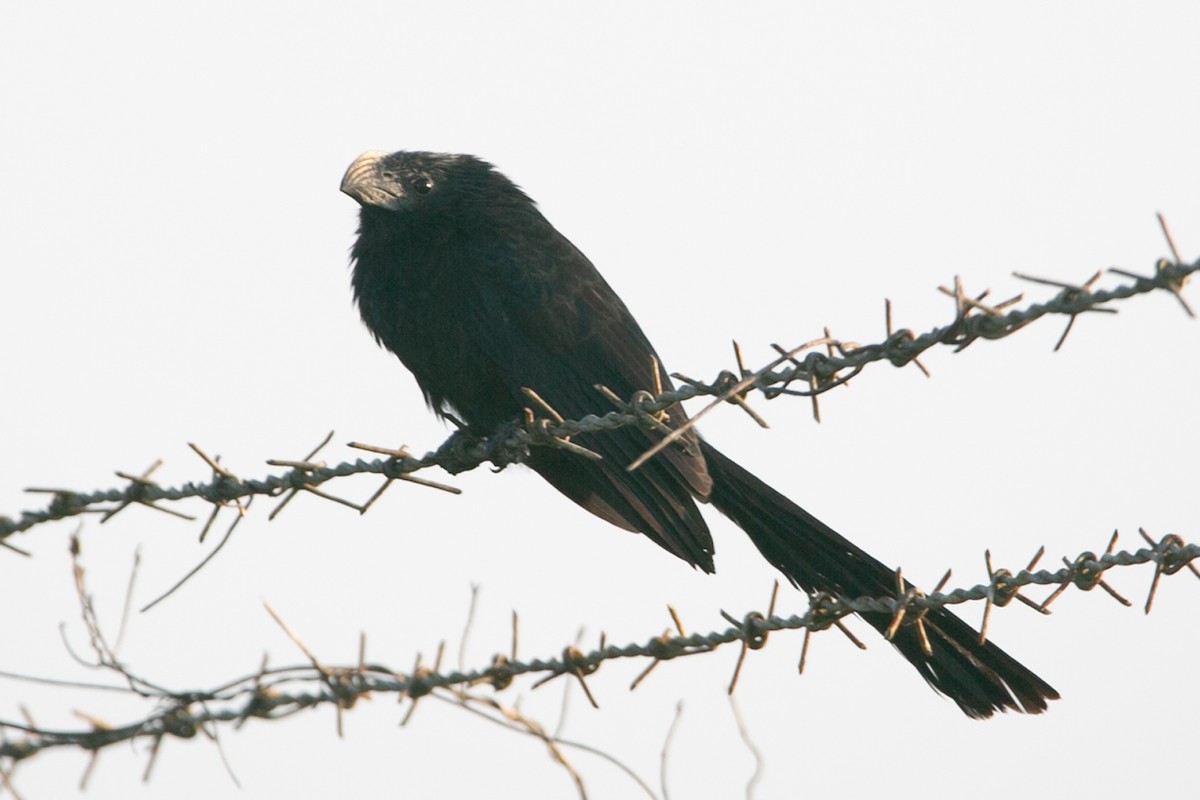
2, 3, 1198, 798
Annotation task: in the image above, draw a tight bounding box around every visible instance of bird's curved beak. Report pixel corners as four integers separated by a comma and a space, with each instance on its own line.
340, 151, 395, 208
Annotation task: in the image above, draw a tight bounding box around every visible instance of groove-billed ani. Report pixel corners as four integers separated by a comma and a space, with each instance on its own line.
340, 150, 1058, 718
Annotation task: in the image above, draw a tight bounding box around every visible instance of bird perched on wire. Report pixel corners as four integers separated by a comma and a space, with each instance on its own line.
340, 149, 1058, 718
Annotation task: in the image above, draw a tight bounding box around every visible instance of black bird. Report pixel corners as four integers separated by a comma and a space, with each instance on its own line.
340, 150, 1058, 718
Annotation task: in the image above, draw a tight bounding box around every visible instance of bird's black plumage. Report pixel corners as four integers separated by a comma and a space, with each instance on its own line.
341, 149, 1059, 718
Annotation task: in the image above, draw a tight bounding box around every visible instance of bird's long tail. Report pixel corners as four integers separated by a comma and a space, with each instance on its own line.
699, 441, 1058, 718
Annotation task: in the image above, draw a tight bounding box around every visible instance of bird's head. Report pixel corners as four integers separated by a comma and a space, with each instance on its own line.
340, 150, 500, 216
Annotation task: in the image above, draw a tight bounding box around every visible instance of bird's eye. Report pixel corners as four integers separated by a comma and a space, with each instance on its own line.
411, 176, 433, 195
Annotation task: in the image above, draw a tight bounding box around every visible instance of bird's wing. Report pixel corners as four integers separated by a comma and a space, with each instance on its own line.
463, 209, 716, 568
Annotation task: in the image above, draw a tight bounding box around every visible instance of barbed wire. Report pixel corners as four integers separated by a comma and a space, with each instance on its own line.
1, 256, 1195, 550
1, 246, 1197, 794
0, 527, 1195, 769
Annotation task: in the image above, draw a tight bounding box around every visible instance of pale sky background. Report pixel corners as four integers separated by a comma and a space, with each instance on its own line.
2, 3, 1198, 798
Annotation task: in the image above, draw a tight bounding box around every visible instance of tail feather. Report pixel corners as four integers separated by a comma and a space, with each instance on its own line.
700, 441, 1058, 718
